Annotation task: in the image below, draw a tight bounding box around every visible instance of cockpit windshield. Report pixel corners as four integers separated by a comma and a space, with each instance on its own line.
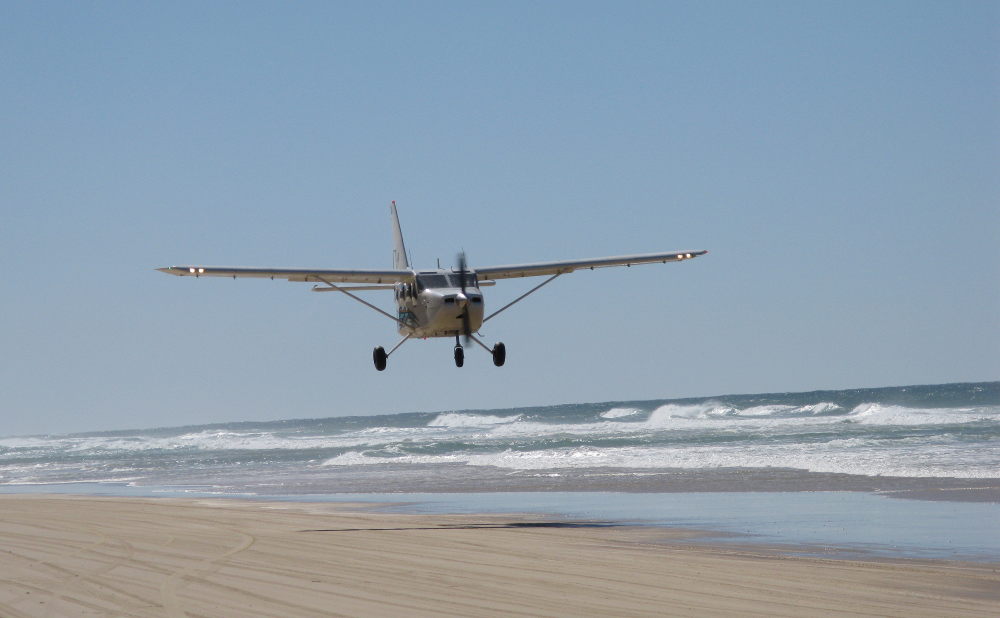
416, 273, 478, 290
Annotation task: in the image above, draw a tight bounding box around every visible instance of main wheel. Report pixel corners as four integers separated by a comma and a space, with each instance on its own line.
492, 342, 506, 367
454, 345, 464, 368
373, 346, 387, 371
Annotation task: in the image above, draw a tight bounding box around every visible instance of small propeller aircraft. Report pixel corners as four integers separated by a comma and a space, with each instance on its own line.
158, 202, 707, 370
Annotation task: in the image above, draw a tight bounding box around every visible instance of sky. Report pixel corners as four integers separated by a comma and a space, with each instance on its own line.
1, 1, 997, 436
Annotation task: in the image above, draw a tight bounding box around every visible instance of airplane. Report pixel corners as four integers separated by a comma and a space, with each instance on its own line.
158, 202, 708, 370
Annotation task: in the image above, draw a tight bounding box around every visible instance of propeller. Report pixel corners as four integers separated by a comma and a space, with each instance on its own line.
456, 251, 472, 345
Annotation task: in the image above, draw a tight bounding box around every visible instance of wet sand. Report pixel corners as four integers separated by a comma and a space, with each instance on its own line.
0, 495, 997, 617
182, 463, 1000, 501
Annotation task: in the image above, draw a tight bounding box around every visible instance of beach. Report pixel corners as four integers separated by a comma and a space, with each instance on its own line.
0, 495, 997, 617
2, 384, 998, 615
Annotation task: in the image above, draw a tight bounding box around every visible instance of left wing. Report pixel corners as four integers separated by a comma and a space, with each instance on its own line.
156, 266, 412, 285
475, 250, 708, 280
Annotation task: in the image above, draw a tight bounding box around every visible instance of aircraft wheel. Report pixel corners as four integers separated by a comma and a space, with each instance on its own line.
454, 345, 464, 368
492, 342, 506, 367
373, 346, 387, 371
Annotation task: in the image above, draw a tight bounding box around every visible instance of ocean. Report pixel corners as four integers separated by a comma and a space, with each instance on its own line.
2, 381, 997, 493
3, 381, 999, 560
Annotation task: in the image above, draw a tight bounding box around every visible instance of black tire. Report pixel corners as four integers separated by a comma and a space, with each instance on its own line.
373, 346, 387, 371
492, 342, 506, 367
454, 345, 464, 368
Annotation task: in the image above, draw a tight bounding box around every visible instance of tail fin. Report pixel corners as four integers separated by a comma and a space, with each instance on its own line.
390, 201, 410, 269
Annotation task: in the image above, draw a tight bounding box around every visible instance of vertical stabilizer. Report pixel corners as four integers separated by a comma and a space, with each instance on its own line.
390, 201, 410, 269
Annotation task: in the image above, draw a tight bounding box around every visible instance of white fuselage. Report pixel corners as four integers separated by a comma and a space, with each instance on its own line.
395, 271, 485, 338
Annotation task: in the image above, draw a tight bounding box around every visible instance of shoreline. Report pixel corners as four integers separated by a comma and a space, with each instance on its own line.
0, 494, 997, 616
7, 465, 999, 502
2, 484, 999, 563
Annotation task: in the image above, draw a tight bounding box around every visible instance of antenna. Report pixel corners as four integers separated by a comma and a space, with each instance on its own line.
437, 258, 441, 269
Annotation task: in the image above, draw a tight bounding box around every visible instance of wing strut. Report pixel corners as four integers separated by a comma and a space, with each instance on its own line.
314, 276, 408, 328
387, 334, 412, 356
482, 273, 562, 324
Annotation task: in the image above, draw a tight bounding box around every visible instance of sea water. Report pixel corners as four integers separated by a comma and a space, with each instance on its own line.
2, 382, 997, 487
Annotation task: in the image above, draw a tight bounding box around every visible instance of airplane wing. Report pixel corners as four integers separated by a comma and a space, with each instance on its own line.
475, 250, 708, 280
156, 266, 412, 285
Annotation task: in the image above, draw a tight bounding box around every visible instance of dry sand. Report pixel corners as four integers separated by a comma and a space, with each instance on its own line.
0, 495, 996, 617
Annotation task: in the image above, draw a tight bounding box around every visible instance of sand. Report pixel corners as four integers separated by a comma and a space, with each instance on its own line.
0, 495, 996, 617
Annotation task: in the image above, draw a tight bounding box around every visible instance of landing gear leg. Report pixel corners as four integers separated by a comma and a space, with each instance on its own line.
466, 334, 506, 368
373, 346, 387, 371
373, 334, 412, 371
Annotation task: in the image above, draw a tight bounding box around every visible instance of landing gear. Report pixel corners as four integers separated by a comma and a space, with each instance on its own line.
373, 335, 412, 371
373, 346, 387, 371
491, 342, 506, 367
377, 335, 501, 369
457, 334, 506, 368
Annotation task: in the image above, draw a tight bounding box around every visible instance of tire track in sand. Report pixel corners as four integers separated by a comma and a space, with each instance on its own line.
159, 528, 256, 618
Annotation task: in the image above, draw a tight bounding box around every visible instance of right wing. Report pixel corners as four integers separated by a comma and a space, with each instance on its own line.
156, 266, 412, 285
475, 250, 708, 280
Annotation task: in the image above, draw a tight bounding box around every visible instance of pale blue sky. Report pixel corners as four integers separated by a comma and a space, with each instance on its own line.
2, 1, 997, 435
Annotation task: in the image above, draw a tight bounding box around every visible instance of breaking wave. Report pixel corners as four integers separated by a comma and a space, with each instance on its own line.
320, 433, 1000, 478
2, 382, 998, 485
427, 413, 523, 427
849, 403, 990, 425
600, 407, 642, 419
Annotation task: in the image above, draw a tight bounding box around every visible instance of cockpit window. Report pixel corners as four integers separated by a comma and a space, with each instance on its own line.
416, 273, 478, 290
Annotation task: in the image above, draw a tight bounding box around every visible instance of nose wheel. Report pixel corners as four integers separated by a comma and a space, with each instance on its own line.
454, 344, 465, 367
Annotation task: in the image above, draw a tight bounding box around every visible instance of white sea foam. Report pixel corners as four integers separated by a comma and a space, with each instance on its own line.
801, 402, 843, 414
156, 404, 1000, 453
642, 403, 814, 431
646, 402, 732, 422
642, 401, 847, 421
737, 405, 796, 417
6, 403, 996, 459
427, 413, 523, 427
322, 451, 395, 466
485, 419, 628, 438
0, 430, 413, 455
0, 477, 144, 486
321, 437, 1000, 478
849, 403, 993, 426
0, 437, 56, 449
6, 389, 998, 486
600, 407, 642, 419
